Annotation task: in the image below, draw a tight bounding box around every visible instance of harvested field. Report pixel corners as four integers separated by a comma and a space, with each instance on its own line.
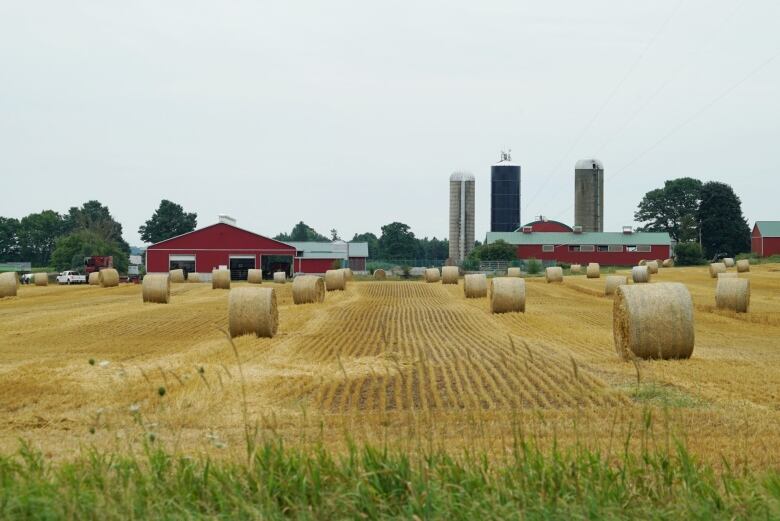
1, 265, 780, 467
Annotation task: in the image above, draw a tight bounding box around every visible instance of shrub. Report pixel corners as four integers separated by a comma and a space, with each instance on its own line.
400, 265, 411, 279
674, 242, 706, 266
462, 258, 480, 271
526, 258, 542, 275
366, 261, 394, 273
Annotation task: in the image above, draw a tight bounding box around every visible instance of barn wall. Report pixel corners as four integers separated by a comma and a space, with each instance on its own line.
762, 237, 780, 256
298, 259, 337, 274
515, 244, 670, 266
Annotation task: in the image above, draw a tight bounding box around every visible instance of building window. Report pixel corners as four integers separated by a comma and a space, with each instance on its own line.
637, 244, 652, 252
542, 245, 554, 252
597, 245, 609, 252
580, 245, 595, 252
626, 245, 637, 252
608, 244, 623, 252
568, 245, 580, 252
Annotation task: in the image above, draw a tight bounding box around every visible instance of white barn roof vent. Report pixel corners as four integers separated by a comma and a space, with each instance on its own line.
219, 214, 237, 226
622, 226, 633, 234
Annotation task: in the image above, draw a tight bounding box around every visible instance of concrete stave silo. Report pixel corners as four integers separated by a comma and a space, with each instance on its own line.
490, 151, 521, 232
449, 172, 475, 263
574, 158, 604, 232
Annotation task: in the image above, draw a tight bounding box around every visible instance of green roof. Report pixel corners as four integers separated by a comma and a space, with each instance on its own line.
755, 221, 780, 237
486, 231, 671, 246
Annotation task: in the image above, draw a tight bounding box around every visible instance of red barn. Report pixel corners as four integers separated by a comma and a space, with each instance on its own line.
752, 221, 780, 257
519, 219, 573, 233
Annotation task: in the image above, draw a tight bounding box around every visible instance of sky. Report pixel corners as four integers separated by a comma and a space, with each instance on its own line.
1, 1, 779, 246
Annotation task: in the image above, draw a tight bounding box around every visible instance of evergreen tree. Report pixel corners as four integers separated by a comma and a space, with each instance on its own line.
138, 200, 198, 244
697, 182, 750, 258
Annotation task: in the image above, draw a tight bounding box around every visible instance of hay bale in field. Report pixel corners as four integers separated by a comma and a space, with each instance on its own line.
88, 272, 100, 285
0, 272, 18, 298
613, 283, 694, 360
228, 287, 277, 338
341, 268, 353, 281
442, 266, 459, 284
632, 266, 650, 283
638, 259, 647, 266
545, 267, 563, 283
717, 272, 738, 279
142, 274, 170, 304
169, 269, 185, 283
662, 259, 674, 268
212, 269, 231, 289
188, 272, 200, 283
424, 268, 440, 283
507, 267, 522, 277
605, 275, 628, 296
273, 271, 286, 283
646, 261, 659, 274
715, 278, 750, 313
247, 269, 263, 284
325, 269, 346, 291
570, 264, 582, 274
99, 269, 119, 288
708, 262, 726, 278
723, 257, 735, 268
490, 277, 526, 313
736, 259, 750, 273
373, 269, 386, 280
464, 273, 487, 298
586, 263, 600, 278
292, 275, 325, 304
34, 272, 48, 286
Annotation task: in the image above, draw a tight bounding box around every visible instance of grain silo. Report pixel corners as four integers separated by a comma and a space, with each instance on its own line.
491, 151, 521, 232
449, 172, 475, 263
574, 158, 604, 232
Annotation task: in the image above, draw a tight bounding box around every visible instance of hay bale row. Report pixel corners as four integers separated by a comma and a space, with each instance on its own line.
188, 273, 200, 283
723, 257, 735, 268
247, 269, 263, 284
463, 273, 487, 298
325, 269, 346, 291
228, 287, 277, 338
638, 259, 647, 266
169, 269, 185, 283
142, 274, 170, 304
373, 269, 386, 280
632, 266, 650, 283
545, 267, 563, 283
0, 272, 18, 298
507, 267, 522, 277
586, 263, 600, 279
708, 262, 727, 278
292, 275, 325, 304
646, 261, 659, 274
273, 271, 286, 283
34, 272, 49, 286
88, 272, 100, 285
715, 278, 750, 313
717, 272, 738, 279
441, 266, 459, 284
662, 258, 674, 268
341, 268, 353, 281
604, 275, 628, 296
99, 269, 119, 288
736, 259, 750, 273
424, 268, 440, 283
613, 283, 694, 360
490, 277, 525, 313
212, 269, 230, 289
570, 264, 582, 274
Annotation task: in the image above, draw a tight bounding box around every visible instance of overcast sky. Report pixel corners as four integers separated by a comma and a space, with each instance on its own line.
1, 1, 778, 246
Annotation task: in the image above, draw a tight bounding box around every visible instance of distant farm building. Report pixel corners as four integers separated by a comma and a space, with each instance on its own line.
752, 221, 780, 257
285, 241, 368, 273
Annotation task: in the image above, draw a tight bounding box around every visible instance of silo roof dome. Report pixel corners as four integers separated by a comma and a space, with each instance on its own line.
575, 158, 604, 170
450, 171, 475, 182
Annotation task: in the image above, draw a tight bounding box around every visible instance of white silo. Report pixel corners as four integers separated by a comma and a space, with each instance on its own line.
574, 159, 604, 232
449, 172, 475, 263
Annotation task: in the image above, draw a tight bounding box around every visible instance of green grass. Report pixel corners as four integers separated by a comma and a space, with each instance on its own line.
626, 383, 707, 409
1, 436, 778, 520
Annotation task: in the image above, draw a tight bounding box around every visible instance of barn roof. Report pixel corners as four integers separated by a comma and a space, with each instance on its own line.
146, 222, 296, 251
755, 221, 780, 237
486, 231, 671, 246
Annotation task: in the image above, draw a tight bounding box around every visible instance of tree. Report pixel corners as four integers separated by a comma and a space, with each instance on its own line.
352, 232, 379, 259
416, 237, 449, 260
16, 210, 68, 266
468, 240, 516, 262
634, 178, 703, 242
275, 221, 329, 242
329, 229, 341, 241
674, 242, 706, 266
378, 222, 417, 259
51, 229, 129, 273
64, 200, 131, 255
138, 200, 198, 244
697, 182, 750, 258
0, 217, 20, 261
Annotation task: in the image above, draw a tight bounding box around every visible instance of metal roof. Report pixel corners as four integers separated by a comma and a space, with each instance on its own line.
755, 221, 780, 237
575, 158, 604, 170
286, 242, 369, 258
486, 231, 671, 246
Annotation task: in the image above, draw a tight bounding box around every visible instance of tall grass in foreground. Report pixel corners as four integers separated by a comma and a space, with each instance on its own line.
1, 436, 779, 520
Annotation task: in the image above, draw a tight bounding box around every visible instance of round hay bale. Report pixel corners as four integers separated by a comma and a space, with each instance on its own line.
715, 278, 750, 313
34, 272, 49, 286
736, 259, 750, 273
613, 283, 694, 360
632, 266, 650, 283
605, 275, 629, 296
655, 259, 663, 268
646, 261, 659, 275
507, 267, 522, 277
373, 269, 386, 280
188, 272, 200, 283
212, 269, 231, 289
88, 272, 100, 285
490, 277, 526, 313
341, 268, 353, 281
570, 264, 582, 274
292, 275, 325, 304
586, 263, 600, 279
0, 272, 18, 298
442, 266, 459, 284
662, 259, 674, 268
424, 268, 440, 283
273, 271, 286, 284
723, 257, 735, 268
638, 259, 647, 266
463, 273, 487, 298
99, 269, 119, 288
708, 263, 726, 278
142, 274, 170, 304
247, 269, 263, 284
545, 267, 563, 283
228, 287, 278, 338
717, 272, 738, 279
325, 269, 346, 291
169, 269, 185, 283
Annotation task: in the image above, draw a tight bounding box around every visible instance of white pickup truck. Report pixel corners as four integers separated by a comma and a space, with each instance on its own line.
56, 271, 87, 285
